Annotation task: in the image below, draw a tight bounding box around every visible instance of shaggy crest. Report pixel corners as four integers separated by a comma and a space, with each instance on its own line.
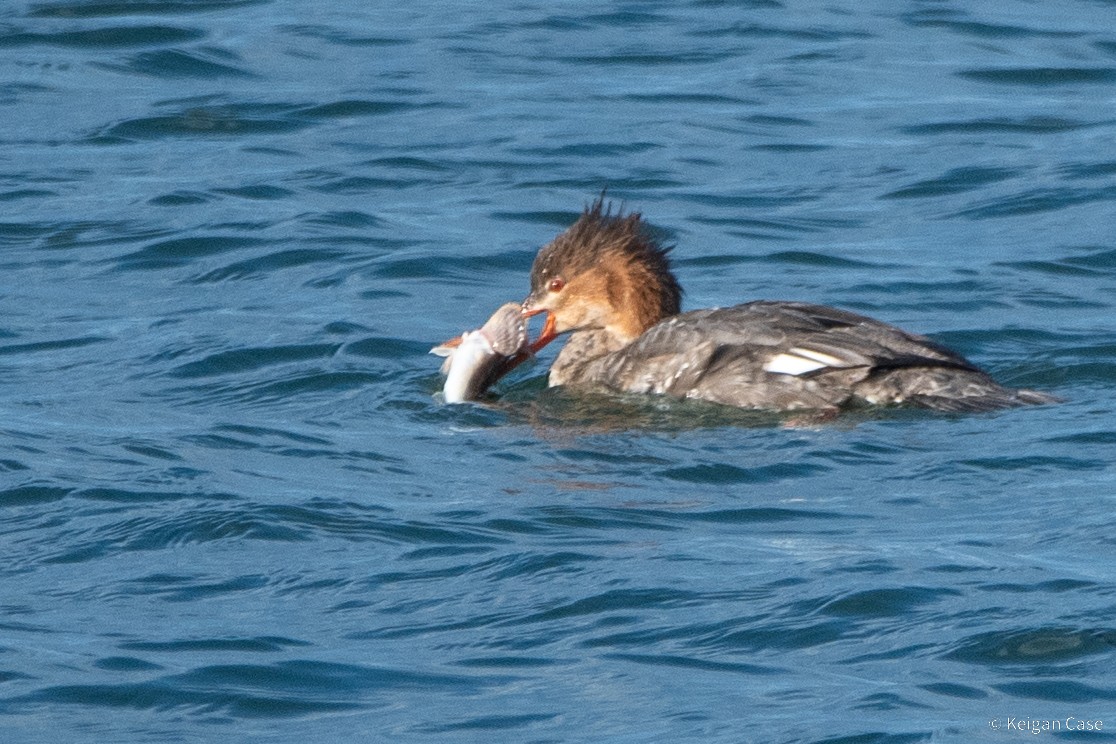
530, 197, 682, 318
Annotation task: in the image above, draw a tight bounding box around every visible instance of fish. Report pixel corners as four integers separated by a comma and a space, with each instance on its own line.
431, 302, 532, 403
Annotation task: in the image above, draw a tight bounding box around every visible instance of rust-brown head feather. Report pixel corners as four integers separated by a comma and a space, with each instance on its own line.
526, 198, 682, 340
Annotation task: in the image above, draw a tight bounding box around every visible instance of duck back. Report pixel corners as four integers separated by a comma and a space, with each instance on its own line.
552, 301, 1059, 412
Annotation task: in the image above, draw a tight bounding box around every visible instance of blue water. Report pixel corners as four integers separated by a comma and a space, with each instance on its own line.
2, 1, 1115, 742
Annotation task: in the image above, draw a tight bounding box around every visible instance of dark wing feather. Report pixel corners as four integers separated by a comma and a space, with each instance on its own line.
583, 301, 996, 409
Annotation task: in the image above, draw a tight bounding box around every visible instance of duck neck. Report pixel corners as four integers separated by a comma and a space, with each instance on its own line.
604, 262, 677, 341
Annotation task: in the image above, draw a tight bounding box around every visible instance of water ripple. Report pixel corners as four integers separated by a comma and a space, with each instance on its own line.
904, 14, 1085, 40
0, 25, 204, 48
97, 48, 257, 78
959, 67, 1116, 86
882, 166, 1021, 200
951, 185, 1116, 220
902, 116, 1097, 136
10, 660, 500, 719
945, 627, 1116, 666
28, 0, 268, 18
167, 344, 341, 379
108, 235, 268, 271
93, 104, 312, 142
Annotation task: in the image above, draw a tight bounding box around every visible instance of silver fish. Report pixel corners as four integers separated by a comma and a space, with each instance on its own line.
431, 303, 530, 403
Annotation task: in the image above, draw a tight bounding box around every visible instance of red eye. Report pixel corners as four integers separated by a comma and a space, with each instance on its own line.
548, 277, 565, 293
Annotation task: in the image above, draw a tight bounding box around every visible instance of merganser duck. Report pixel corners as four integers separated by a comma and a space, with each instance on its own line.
520, 199, 1060, 412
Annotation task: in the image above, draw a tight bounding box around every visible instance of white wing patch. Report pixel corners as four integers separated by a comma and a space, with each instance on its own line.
763, 347, 846, 376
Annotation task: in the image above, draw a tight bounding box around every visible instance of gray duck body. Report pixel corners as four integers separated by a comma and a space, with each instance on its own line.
550, 300, 1057, 412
